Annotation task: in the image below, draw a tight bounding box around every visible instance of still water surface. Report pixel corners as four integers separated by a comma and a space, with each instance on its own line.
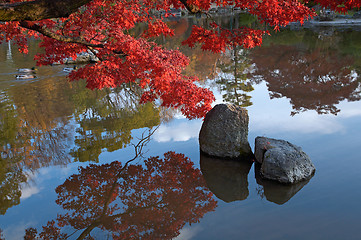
0, 16, 361, 239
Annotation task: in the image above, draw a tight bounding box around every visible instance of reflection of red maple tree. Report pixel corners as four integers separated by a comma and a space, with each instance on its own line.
25, 152, 216, 239
251, 45, 361, 115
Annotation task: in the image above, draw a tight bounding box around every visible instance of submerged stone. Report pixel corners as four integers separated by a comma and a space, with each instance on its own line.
199, 103, 252, 159
255, 137, 315, 184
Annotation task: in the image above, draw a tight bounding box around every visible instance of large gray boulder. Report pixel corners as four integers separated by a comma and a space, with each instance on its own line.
199, 103, 252, 158
255, 137, 315, 184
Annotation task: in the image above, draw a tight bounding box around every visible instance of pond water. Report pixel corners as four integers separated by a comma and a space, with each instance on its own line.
0, 15, 361, 239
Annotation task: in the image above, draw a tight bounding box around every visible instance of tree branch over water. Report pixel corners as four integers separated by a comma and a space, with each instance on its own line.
0, 0, 92, 21
19, 21, 104, 48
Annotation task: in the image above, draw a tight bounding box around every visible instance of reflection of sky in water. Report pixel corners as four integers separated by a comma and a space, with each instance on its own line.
249, 82, 344, 136
154, 121, 202, 142
2, 166, 75, 239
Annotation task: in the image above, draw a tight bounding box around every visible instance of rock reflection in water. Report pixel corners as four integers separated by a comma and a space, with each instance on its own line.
254, 163, 313, 205
200, 153, 253, 202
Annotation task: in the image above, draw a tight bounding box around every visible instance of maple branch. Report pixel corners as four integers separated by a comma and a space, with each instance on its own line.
177, 0, 202, 14
0, 0, 92, 21
19, 21, 127, 58
19, 21, 104, 48
87, 46, 103, 61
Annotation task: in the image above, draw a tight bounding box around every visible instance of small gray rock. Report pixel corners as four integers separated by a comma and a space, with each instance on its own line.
255, 137, 315, 184
199, 103, 252, 158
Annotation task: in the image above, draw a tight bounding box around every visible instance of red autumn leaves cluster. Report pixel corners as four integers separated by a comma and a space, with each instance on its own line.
315, 0, 361, 12
183, 23, 266, 52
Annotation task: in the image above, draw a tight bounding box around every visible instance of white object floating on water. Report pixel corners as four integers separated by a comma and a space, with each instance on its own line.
63, 66, 78, 73
18, 67, 37, 73
15, 74, 36, 79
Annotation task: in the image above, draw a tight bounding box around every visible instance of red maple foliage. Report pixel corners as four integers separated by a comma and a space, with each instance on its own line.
0, 0, 359, 118
315, 0, 361, 12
